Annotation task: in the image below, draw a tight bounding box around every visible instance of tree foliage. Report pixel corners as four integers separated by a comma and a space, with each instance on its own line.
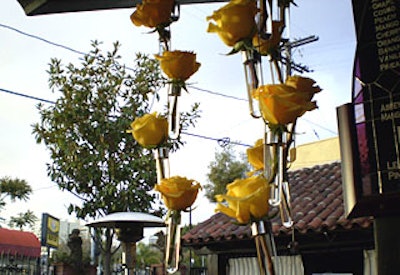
0, 176, 32, 210
33, 41, 165, 219
8, 210, 38, 231
0, 176, 33, 229
136, 242, 163, 269
204, 146, 250, 202
32, 41, 200, 275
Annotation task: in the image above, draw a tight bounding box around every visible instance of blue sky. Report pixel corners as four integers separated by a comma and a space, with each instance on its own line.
0, 0, 356, 229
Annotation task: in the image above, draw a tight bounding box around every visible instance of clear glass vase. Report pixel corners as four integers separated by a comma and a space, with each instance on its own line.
242, 49, 262, 118
265, 127, 285, 207
165, 210, 182, 274
265, 125, 293, 227
281, 180, 293, 228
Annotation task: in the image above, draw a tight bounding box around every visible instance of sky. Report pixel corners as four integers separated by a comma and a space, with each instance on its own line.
0, 0, 356, 236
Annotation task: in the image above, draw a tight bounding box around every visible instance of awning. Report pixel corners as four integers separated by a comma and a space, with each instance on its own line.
16, 0, 227, 16
0, 228, 41, 258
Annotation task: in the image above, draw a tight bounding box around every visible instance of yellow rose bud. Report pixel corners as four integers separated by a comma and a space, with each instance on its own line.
154, 50, 201, 81
247, 139, 264, 171
254, 80, 319, 125
215, 175, 270, 224
129, 112, 168, 148
252, 21, 284, 56
130, 0, 174, 28
206, 0, 258, 47
154, 176, 201, 211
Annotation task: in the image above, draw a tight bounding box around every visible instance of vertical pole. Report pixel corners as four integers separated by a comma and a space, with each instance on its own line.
122, 242, 136, 275
47, 246, 50, 274
374, 215, 400, 275
189, 207, 193, 272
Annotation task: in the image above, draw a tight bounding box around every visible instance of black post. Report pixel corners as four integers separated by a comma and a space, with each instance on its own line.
374, 216, 400, 275
349, 1, 400, 272
47, 246, 50, 274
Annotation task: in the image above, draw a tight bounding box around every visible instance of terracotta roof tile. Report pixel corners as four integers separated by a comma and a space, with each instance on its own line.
182, 162, 374, 246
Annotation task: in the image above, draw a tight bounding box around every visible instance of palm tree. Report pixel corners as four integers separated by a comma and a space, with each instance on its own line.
0, 176, 32, 210
8, 210, 38, 230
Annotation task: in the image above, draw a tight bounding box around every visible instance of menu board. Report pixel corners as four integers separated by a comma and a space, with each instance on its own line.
352, 0, 400, 197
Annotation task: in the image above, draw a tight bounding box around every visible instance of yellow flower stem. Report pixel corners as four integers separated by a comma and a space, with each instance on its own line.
284, 119, 296, 159
265, 143, 278, 184
157, 26, 171, 53
279, 5, 287, 25
272, 59, 284, 84
154, 147, 170, 183
165, 210, 182, 274
168, 83, 182, 139
260, 235, 275, 275
255, 236, 267, 275
258, 0, 268, 34
243, 50, 260, 88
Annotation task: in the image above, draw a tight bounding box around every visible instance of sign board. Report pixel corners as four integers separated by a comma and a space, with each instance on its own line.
41, 213, 60, 248
339, 0, 400, 217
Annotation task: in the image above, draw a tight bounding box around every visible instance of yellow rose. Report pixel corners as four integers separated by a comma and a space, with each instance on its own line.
128, 112, 168, 148
254, 77, 320, 125
154, 176, 201, 211
215, 175, 270, 224
285, 75, 322, 101
154, 50, 201, 81
206, 0, 258, 47
247, 139, 264, 171
252, 21, 284, 56
130, 0, 174, 28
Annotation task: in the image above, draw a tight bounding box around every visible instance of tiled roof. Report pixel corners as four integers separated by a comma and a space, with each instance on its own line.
182, 161, 373, 246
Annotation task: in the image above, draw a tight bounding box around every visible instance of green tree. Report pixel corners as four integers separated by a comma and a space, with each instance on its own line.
204, 146, 250, 202
0, 176, 32, 211
33, 41, 199, 275
136, 242, 163, 270
8, 210, 38, 231
0, 177, 37, 231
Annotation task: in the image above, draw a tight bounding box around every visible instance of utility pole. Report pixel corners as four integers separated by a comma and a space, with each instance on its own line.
282, 35, 319, 77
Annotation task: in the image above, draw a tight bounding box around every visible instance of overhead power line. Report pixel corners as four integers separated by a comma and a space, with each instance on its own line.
0, 23, 86, 55
183, 132, 251, 147
0, 86, 251, 147
190, 86, 247, 101
0, 88, 55, 104
0, 22, 338, 140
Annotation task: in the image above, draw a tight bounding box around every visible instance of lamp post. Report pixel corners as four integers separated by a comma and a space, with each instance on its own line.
86, 212, 165, 275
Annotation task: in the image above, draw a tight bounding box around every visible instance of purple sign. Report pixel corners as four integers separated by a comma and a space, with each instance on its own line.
344, 0, 400, 216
